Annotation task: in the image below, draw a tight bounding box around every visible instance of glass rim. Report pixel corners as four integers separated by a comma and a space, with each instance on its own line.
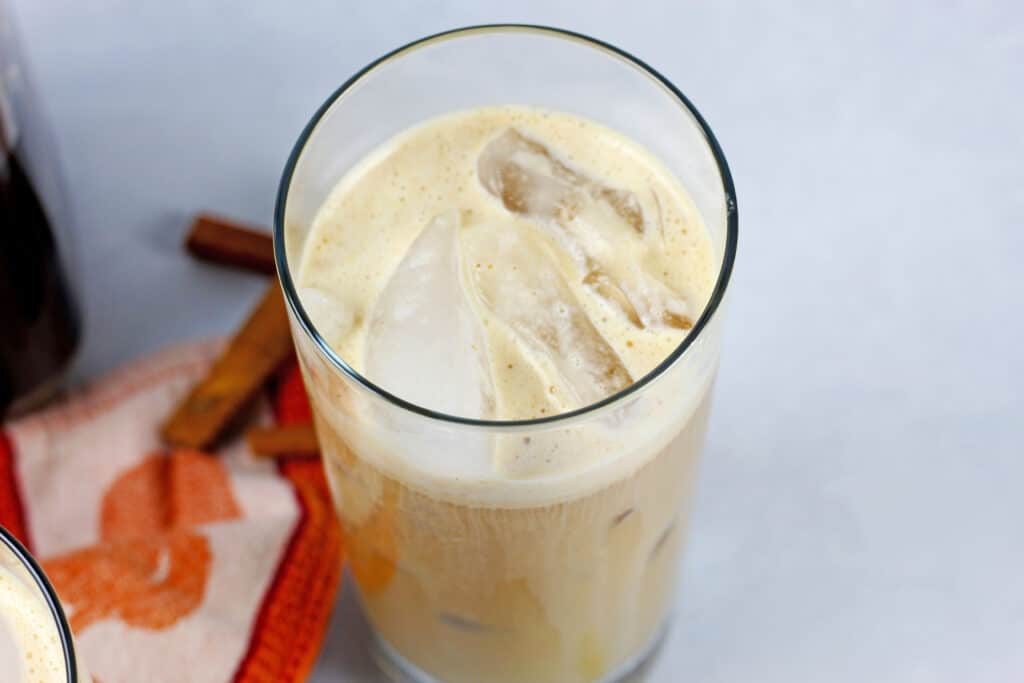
0, 526, 78, 683
274, 23, 738, 429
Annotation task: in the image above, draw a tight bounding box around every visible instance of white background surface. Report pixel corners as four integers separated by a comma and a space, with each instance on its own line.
9, 1, 1024, 681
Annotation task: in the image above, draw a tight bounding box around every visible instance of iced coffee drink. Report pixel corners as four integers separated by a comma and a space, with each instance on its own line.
0, 529, 83, 682
290, 105, 722, 683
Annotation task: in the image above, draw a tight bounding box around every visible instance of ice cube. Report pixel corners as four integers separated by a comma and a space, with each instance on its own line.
477, 128, 693, 331
461, 220, 632, 408
477, 128, 583, 224
477, 128, 647, 237
298, 287, 355, 346
364, 210, 495, 418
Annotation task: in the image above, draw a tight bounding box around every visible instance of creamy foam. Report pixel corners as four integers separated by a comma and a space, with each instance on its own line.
296, 106, 720, 507
0, 564, 66, 683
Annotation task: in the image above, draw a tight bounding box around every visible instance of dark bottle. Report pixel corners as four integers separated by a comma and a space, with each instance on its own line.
0, 6, 81, 417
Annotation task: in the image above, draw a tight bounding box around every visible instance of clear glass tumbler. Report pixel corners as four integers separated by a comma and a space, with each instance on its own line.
275, 25, 737, 683
0, 526, 83, 682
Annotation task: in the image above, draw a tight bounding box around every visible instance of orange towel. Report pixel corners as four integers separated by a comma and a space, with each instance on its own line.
0, 340, 342, 683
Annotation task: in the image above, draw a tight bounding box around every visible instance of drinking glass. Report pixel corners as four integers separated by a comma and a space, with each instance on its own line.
0, 526, 83, 682
275, 25, 737, 683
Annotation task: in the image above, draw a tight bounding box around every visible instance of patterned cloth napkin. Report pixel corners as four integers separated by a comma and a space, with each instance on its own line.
0, 340, 342, 683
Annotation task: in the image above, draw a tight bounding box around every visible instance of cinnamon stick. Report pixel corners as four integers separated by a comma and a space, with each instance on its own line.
161, 284, 293, 449
185, 214, 275, 275
246, 424, 320, 459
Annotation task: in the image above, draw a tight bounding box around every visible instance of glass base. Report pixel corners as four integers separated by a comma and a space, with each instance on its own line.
371, 621, 669, 683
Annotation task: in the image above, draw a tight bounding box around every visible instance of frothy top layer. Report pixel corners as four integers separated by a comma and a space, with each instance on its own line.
0, 564, 65, 683
296, 106, 719, 506
299, 107, 714, 417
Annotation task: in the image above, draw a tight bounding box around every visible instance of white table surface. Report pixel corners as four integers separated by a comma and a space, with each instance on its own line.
10, 1, 1023, 681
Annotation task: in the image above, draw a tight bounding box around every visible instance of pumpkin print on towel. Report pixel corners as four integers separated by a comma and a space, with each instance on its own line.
44, 450, 241, 632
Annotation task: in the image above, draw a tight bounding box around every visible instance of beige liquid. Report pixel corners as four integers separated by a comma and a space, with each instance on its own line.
0, 564, 67, 683
313, 396, 710, 683
296, 106, 719, 682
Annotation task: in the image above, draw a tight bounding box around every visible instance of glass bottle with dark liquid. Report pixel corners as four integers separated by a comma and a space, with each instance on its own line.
0, 6, 81, 417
